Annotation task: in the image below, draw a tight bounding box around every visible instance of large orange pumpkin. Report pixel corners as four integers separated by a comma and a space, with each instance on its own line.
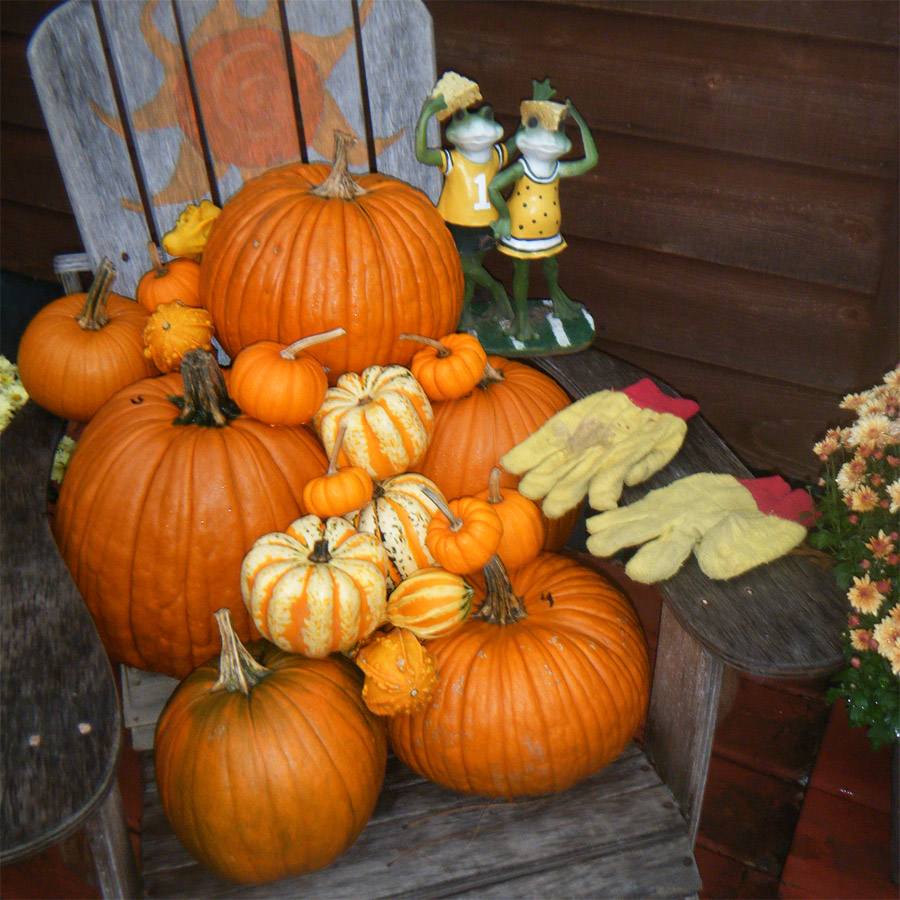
52, 350, 328, 678
199, 132, 464, 374
387, 553, 650, 798
155, 609, 386, 884
413, 357, 578, 550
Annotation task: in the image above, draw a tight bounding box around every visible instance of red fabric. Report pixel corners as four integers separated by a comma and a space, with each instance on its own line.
737, 476, 815, 525
622, 378, 700, 420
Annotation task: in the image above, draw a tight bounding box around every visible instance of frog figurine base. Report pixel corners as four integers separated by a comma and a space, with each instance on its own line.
463, 294, 595, 357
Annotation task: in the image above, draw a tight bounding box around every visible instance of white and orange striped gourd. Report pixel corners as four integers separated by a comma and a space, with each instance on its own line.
314, 365, 434, 481
386, 566, 474, 639
240, 515, 390, 658
354, 473, 445, 589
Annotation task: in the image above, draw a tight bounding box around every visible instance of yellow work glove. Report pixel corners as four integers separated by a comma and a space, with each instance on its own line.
500, 390, 687, 518
585, 473, 807, 583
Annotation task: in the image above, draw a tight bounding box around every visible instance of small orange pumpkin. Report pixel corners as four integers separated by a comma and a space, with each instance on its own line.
475, 467, 546, 570
229, 328, 345, 426
17, 258, 158, 422
142, 300, 216, 373
302, 421, 374, 519
400, 332, 488, 401
136, 242, 202, 312
425, 487, 504, 576
355, 626, 439, 715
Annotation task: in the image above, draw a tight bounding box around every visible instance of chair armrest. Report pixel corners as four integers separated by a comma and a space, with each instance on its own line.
532, 348, 845, 678
0, 403, 122, 863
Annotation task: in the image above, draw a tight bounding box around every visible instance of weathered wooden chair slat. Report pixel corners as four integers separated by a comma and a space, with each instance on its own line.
138, 746, 700, 899
7, 1, 845, 897
26, 0, 440, 296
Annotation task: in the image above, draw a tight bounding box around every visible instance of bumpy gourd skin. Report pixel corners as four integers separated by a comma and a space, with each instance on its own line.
388, 553, 651, 799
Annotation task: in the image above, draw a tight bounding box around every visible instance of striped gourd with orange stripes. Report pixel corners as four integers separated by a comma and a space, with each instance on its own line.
240, 515, 390, 658
386, 566, 474, 639
354, 473, 446, 589
314, 365, 434, 481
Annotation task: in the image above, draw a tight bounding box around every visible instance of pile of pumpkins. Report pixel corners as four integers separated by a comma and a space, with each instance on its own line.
18, 134, 650, 885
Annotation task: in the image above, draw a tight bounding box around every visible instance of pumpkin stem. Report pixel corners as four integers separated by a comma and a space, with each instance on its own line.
171, 349, 241, 427
326, 421, 348, 476
308, 538, 333, 564
481, 359, 505, 385
281, 327, 347, 360
420, 484, 464, 532
147, 241, 168, 277
487, 466, 504, 504
311, 131, 368, 200
476, 555, 527, 625
211, 608, 271, 695
75, 257, 116, 331
398, 333, 451, 358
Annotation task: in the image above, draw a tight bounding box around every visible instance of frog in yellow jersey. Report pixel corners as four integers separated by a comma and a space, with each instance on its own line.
489, 80, 598, 341
416, 86, 518, 328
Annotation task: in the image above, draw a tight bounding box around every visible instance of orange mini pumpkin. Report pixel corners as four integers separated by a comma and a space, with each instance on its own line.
425, 490, 504, 576
302, 422, 374, 519
229, 328, 344, 426
17, 258, 158, 423
475, 467, 546, 570
400, 332, 488, 401
136, 242, 202, 312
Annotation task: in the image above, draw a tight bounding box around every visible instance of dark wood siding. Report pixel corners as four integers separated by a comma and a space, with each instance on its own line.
2, 0, 897, 479
424, 0, 899, 479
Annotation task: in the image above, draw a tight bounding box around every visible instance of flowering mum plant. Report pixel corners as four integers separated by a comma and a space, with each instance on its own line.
810, 364, 900, 749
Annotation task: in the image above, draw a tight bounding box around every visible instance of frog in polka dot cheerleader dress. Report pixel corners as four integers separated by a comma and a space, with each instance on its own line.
489, 79, 598, 341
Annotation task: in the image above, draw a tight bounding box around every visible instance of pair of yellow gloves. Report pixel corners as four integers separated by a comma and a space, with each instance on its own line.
501, 386, 807, 583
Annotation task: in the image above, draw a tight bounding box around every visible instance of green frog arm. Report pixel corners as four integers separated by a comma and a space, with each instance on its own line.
415, 95, 449, 168
488, 160, 524, 239
558, 100, 599, 178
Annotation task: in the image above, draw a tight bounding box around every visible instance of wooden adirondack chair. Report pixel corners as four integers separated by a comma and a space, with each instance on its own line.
2, 1, 847, 897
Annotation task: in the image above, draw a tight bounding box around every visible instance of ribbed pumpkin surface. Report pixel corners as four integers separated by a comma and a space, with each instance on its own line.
155, 644, 386, 884
387, 553, 651, 798
51, 372, 328, 678
199, 162, 463, 373
413, 357, 578, 550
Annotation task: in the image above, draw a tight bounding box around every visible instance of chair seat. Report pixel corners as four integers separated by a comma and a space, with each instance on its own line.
139, 742, 701, 899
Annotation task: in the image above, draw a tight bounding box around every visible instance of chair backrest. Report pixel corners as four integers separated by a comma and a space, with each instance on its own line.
27, 0, 441, 296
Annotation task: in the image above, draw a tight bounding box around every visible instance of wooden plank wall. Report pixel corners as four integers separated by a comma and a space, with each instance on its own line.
2, 0, 898, 479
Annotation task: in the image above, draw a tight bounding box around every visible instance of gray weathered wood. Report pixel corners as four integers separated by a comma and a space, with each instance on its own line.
84, 782, 141, 900
29, 0, 440, 296
0, 403, 122, 864
532, 349, 846, 678
27, 0, 153, 294
120, 666, 179, 751
139, 744, 701, 899
358, 0, 441, 200
643, 603, 724, 843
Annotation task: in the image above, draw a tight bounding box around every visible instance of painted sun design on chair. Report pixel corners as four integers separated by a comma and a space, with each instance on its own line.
92, 0, 402, 210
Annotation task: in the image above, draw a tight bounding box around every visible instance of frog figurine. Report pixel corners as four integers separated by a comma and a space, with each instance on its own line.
415, 72, 517, 329
488, 78, 598, 350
